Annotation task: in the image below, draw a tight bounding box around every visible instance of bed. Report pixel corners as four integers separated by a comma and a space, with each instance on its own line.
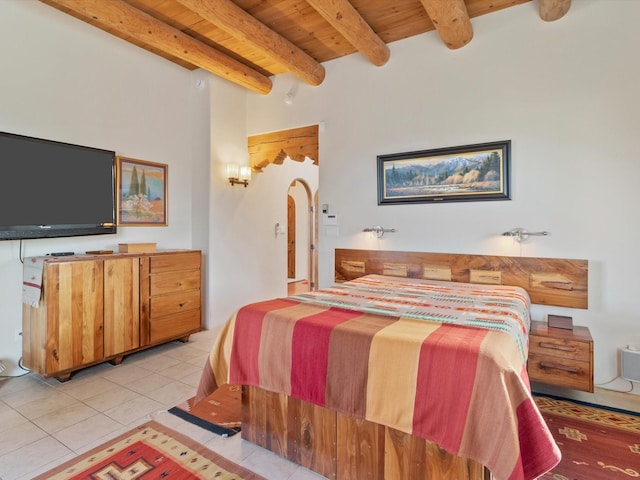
195, 249, 588, 480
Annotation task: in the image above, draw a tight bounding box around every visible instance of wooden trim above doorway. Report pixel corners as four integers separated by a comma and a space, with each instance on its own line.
248, 124, 318, 172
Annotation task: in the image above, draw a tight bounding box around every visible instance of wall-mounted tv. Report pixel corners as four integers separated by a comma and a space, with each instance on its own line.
0, 131, 117, 241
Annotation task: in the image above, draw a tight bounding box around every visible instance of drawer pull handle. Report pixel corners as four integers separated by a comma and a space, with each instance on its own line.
179, 302, 186, 308
538, 341, 577, 353
539, 361, 580, 374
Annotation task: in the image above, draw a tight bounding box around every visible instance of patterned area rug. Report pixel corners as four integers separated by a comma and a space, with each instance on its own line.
33, 420, 265, 479
535, 395, 640, 479
169, 384, 242, 436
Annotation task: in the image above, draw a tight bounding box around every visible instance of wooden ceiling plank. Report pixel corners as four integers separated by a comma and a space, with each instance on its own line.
538, 0, 571, 21
419, 0, 474, 50
176, 0, 325, 86
41, 0, 272, 94
305, 0, 390, 66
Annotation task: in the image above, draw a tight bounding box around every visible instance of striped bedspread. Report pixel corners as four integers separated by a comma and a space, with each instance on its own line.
196, 275, 560, 480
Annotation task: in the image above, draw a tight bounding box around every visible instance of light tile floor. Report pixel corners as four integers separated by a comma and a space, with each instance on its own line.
0, 328, 638, 480
0, 329, 324, 480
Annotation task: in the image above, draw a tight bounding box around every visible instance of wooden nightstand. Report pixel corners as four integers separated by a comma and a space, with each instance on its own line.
528, 320, 594, 392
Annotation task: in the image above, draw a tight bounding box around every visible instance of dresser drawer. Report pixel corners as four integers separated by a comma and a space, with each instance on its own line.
149, 252, 201, 273
150, 309, 201, 343
150, 269, 200, 296
529, 334, 591, 362
528, 352, 592, 391
150, 290, 200, 317
527, 320, 593, 392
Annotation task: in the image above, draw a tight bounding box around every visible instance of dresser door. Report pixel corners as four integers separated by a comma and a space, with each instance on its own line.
103, 257, 140, 357
45, 260, 104, 374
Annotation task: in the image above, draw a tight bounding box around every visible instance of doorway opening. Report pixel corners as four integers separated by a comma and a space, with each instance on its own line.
287, 178, 316, 295
247, 125, 319, 297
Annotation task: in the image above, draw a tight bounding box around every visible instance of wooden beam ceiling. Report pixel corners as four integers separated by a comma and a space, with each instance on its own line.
419, 0, 473, 50
175, 0, 325, 86
305, 0, 390, 67
43, 0, 272, 94
538, 0, 572, 22
40, 1, 572, 94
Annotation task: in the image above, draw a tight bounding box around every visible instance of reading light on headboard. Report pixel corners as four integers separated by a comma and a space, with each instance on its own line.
502, 227, 549, 243
363, 226, 397, 238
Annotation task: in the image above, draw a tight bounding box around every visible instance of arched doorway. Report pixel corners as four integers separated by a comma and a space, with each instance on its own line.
287, 178, 316, 295
248, 124, 319, 294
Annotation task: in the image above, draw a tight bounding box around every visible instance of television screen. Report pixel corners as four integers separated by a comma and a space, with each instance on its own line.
0, 131, 117, 240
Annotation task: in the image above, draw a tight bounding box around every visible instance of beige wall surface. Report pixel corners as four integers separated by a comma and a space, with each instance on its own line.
1, 0, 639, 394
246, 1, 640, 390
0, 1, 205, 375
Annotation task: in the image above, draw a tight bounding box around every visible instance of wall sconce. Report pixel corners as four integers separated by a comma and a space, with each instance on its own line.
227, 164, 251, 187
502, 227, 549, 243
363, 225, 397, 238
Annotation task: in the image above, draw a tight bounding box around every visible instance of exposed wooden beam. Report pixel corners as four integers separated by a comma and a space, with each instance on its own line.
538, 0, 571, 21
419, 0, 473, 50
248, 125, 319, 172
42, 0, 272, 94
305, 0, 390, 67
177, 0, 325, 86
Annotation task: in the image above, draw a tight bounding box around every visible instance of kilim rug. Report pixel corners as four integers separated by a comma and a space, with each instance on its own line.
33, 420, 265, 480
534, 394, 640, 480
169, 384, 242, 436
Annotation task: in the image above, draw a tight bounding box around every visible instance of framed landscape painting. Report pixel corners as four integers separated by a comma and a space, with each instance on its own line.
377, 140, 511, 205
116, 156, 168, 226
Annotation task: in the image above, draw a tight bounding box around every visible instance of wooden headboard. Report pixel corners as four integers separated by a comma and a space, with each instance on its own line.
335, 249, 588, 309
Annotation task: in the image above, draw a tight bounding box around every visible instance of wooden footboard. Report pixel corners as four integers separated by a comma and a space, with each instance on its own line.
242, 386, 492, 480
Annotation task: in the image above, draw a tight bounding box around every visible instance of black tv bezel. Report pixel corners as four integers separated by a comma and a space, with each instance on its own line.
0, 223, 117, 241
0, 131, 118, 241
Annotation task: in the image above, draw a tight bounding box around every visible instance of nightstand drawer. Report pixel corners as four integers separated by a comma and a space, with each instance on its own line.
527, 320, 594, 392
528, 352, 592, 391
529, 334, 591, 362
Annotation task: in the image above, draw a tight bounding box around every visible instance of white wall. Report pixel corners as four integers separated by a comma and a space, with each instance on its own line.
0, 0, 320, 377
206, 142, 319, 327
205, 65, 321, 327
0, 1, 207, 375
1, 0, 638, 393
246, 1, 640, 389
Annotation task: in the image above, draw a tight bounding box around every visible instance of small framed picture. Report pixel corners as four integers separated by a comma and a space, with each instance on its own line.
116, 156, 168, 226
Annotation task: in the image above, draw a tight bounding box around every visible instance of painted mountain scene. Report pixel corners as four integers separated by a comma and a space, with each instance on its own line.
383, 148, 505, 200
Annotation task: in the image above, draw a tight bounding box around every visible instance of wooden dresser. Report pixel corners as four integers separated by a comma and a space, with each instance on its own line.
527, 320, 594, 392
140, 251, 202, 344
22, 250, 202, 381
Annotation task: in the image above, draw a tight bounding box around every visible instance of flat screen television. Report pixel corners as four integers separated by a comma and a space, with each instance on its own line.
0, 131, 117, 240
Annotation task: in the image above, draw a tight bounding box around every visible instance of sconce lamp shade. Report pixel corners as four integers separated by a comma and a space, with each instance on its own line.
239, 166, 251, 182
226, 163, 239, 179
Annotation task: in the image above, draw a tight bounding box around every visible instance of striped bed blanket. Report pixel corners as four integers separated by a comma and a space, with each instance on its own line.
196, 275, 560, 480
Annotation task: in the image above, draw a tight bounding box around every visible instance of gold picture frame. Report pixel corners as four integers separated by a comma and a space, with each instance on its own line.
116, 156, 168, 226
